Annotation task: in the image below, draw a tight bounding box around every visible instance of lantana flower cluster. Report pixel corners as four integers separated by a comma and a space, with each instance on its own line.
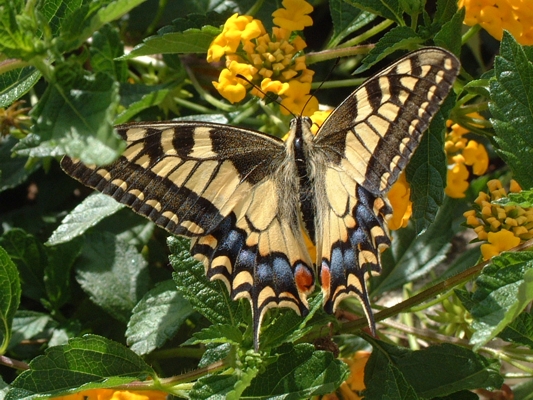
444, 114, 489, 198
323, 351, 370, 400
207, 0, 318, 115
52, 389, 168, 400
459, 0, 533, 45
464, 179, 533, 260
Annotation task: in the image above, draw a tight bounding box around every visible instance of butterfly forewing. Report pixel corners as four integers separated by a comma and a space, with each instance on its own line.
61, 121, 315, 350
315, 47, 460, 194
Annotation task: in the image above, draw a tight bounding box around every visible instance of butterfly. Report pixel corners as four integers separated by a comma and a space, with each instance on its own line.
62, 47, 460, 350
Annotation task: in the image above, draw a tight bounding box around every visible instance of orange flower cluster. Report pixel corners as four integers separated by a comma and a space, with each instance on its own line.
444, 114, 489, 198
387, 172, 413, 230
459, 0, 533, 45
464, 179, 533, 260
323, 351, 370, 400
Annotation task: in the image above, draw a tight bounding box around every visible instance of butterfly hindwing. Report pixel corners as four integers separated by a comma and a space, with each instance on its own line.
61, 122, 315, 349
312, 48, 460, 331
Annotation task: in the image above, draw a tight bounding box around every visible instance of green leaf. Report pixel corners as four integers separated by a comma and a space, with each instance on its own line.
365, 341, 503, 398
190, 374, 242, 400
356, 26, 423, 72
198, 343, 231, 368
260, 293, 325, 349
57, 0, 147, 53
126, 280, 194, 355
498, 311, 533, 349
343, 0, 403, 24
0, 136, 40, 193
8, 335, 155, 397
0, 67, 41, 107
9, 311, 54, 350
169, 236, 242, 327
372, 196, 458, 295
364, 351, 420, 399
90, 24, 128, 82
120, 25, 220, 60
433, 8, 464, 55
0, 246, 21, 353
47, 193, 124, 245
407, 93, 453, 232
14, 62, 124, 165
75, 232, 150, 324
434, 0, 459, 25
513, 379, 533, 400
114, 83, 172, 124
489, 31, 533, 188
492, 188, 533, 208
186, 324, 243, 346
470, 251, 533, 350
43, 238, 83, 311
328, 0, 377, 47
0, 229, 46, 302
242, 343, 349, 398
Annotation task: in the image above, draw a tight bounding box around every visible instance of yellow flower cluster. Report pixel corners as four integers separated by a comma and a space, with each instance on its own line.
207, 0, 318, 115
52, 389, 167, 400
459, 0, 533, 45
444, 114, 489, 198
464, 179, 533, 260
387, 172, 413, 230
323, 351, 370, 400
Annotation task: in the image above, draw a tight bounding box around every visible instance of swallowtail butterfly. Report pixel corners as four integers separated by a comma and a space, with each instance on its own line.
62, 47, 460, 350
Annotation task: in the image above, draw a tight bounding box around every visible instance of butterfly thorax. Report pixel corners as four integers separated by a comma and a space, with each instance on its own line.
286, 116, 318, 247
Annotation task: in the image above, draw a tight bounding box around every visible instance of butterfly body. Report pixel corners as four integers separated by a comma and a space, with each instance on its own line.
62, 48, 460, 350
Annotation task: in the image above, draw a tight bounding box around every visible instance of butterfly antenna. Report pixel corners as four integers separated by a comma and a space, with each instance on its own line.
236, 74, 296, 118
300, 58, 341, 117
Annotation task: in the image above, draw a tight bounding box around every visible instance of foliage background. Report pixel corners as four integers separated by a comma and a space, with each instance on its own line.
1, 0, 533, 399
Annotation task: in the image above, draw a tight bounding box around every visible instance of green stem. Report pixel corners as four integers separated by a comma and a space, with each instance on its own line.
462, 24, 481, 45
145, 0, 169, 36
337, 19, 395, 49
0, 58, 31, 75
246, 0, 265, 16
310, 77, 366, 90
305, 45, 374, 65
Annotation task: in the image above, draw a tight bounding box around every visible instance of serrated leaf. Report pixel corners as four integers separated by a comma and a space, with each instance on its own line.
14, 63, 124, 165
198, 343, 232, 368
434, 0, 459, 24
407, 93, 453, 232
364, 354, 420, 399
493, 188, 533, 208
489, 32, 533, 188
433, 8, 464, 55
328, 0, 376, 47
90, 25, 128, 82
47, 193, 124, 245
120, 26, 220, 60
190, 374, 239, 400
260, 293, 325, 349
242, 343, 349, 398
0, 246, 21, 353
343, 0, 403, 24
58, 0, 146, 53
75, 232, 150, 324
7, 335, 155, 398
356, 26, 422, 72
186, 324, 243, 346
498, 311, 533, 348
365, 341, 503, 398
43, 238, 83, 310
9, 311, 54, 350
0, 67, 41, 107
470, 251, 533, 350
115, 84, 171, 124
0, 136, 40, 193
0, 229, 46, 302
169, 236, 241, 327
126, 280, 194, 355
372, 196, 457, 295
